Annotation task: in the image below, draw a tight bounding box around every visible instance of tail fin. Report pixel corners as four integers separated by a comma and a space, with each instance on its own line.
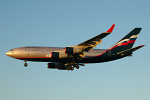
110, 28, 142, 53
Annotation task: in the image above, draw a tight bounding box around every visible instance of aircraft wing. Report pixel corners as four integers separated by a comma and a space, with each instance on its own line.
53, 24, 115, 59
76, 24, 115, 52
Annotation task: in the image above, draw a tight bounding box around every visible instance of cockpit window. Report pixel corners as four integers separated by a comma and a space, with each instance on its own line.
10, 49, 14, 51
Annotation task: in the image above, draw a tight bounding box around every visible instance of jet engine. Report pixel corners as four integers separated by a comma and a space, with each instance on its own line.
51, 52, 68, 58
47, 63, 69, 70
65, 47, 82, 54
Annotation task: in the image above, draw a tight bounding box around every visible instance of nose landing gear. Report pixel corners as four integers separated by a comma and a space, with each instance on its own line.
24, 60, 28, 67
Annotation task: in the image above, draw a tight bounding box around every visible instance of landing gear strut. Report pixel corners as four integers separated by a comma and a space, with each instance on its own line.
24, 60, 28, 67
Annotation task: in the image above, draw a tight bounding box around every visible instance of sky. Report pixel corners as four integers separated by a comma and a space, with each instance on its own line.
0, 0, 150, 100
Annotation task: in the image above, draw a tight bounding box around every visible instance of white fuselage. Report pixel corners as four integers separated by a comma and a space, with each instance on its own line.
6, 46, 106, 60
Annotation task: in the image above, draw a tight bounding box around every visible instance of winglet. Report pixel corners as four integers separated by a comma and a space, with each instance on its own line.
106, 24, 115, 33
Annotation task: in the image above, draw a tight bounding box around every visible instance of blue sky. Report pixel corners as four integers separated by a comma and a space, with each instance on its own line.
0, 0, 150, 100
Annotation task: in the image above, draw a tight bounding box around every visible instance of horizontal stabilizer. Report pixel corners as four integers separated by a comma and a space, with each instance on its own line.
117, 45, 145, 55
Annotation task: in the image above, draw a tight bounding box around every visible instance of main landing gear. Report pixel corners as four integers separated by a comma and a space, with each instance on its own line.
24, 60, 28, 67
67, 64, 80, 71
67, 67, 74, 71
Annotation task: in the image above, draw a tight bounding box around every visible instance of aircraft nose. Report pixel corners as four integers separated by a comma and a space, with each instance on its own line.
6, 51, 12, 57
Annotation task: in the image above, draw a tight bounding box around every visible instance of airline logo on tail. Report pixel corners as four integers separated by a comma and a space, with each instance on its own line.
115, 34, 139, 47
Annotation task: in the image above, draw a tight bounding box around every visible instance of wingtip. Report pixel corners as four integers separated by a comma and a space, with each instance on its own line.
106, 24, 115, 33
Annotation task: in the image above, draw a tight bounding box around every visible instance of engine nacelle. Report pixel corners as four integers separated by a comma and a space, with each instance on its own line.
47, 63, 69, 70
65, 47, 82, 54
51, 52, 68, 58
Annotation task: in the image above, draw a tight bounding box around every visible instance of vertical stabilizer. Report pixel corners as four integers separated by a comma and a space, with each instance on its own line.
110, 28, 142, 53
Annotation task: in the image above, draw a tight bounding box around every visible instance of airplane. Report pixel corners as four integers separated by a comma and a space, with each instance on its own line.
6, 24, 145, 71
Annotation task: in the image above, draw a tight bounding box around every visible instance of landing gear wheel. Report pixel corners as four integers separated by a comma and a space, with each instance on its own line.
71, 67, 74, 71
24, 60, 28, 67
67, 67, 71, 71
24, 63, 28, 67
73, 64, 76, 68
76, 65, 79, 69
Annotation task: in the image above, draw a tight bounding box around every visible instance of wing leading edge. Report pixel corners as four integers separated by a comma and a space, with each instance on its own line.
75, 24, 115, 52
